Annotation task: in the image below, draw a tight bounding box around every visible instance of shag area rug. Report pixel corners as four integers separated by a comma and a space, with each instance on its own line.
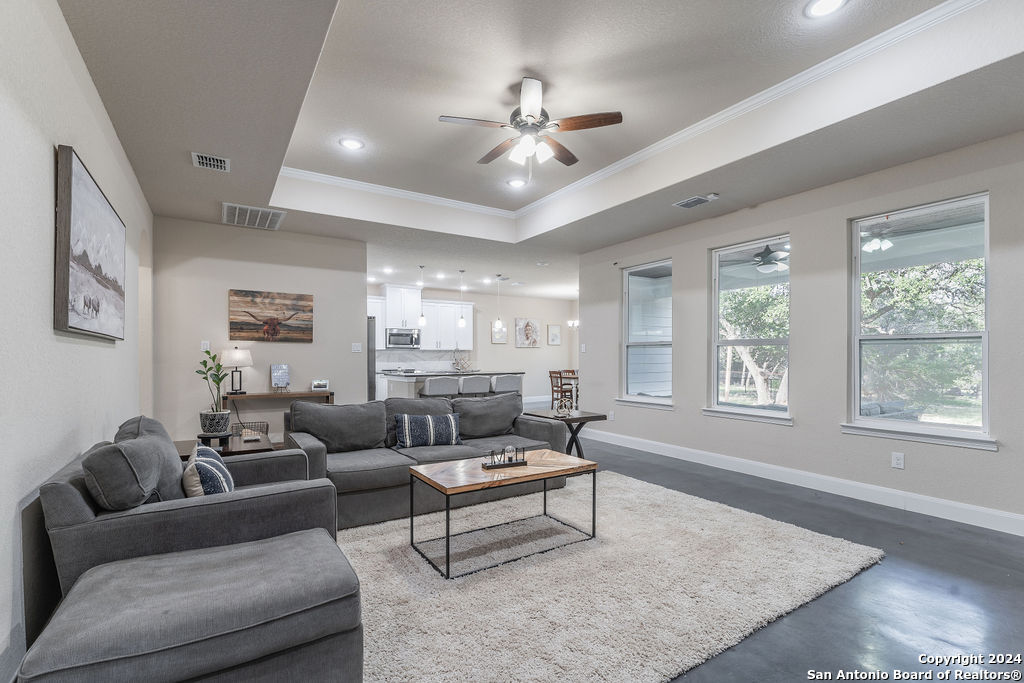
337, 471, 883, 682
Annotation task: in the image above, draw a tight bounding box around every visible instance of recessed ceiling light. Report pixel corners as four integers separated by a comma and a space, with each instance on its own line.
536, 261, 549, 267
510, 281, 525, 287
436, 272, 445, 280
482, 278, 492, 284
460, 285, 468, 292
507, 179, 526, 188
339, 137, 364, 150
805, 0, 846, 18
382, 266, 393, 274
367, 276, 376, 282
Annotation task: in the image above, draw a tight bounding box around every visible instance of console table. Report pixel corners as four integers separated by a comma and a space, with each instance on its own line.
221, 391, 333, 410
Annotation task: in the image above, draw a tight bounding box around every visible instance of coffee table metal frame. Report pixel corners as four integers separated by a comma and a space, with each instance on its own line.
409, 464, 596, 580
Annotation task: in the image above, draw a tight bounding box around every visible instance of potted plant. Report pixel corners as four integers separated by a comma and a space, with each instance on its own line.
196, 349, 231, 434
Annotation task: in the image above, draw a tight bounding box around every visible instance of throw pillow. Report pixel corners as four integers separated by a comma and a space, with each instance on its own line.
182, 446, 235, 497
395, 414, 462, 448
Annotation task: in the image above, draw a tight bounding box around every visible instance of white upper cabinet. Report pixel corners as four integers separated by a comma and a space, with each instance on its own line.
455, 303, 474, 350
418, 301, 440, 349
383, 285, 421, 329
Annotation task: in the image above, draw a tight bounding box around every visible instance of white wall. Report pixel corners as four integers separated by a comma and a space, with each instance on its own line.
153, 217, 368, 441
0, 0, 153, 675
579, 131, 1024, 517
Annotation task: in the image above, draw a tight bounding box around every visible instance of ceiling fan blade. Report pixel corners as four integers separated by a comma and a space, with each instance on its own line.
549, 111, 623, 132
439, 116, 510, 128
520, 78, 543, 121
540, 136, 578, 166
477, 136, 520, 164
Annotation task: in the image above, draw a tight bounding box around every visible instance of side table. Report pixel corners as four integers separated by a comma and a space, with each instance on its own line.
174, 434, 275, 459
522, 409, 607, 459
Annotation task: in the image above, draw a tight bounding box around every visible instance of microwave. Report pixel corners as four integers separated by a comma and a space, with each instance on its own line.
386, 328, 421, 349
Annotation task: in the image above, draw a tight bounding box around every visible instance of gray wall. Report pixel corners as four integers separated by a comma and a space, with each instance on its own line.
579, 130, 1024, 518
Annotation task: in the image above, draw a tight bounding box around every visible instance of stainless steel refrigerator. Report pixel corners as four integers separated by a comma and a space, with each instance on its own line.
367, 316, 376, 401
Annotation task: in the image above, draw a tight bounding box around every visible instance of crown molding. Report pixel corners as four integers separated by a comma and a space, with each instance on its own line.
280, 0, 990, 227
278, 166, 517, 219
514, 0, 991, 217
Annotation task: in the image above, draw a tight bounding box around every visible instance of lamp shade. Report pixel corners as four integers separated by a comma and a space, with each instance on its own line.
221, 347, 253, 368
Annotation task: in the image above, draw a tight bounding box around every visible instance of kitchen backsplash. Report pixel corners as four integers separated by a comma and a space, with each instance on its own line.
376, 349, 473, 371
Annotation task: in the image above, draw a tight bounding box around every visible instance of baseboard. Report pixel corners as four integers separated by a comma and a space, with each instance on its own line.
584, 430, 1024, 538
522, 395, 550, 404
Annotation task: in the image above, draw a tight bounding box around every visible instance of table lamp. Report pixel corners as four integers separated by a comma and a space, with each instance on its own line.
221, 346, 253, 395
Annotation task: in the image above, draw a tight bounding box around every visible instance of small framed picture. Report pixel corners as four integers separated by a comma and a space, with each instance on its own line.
270, 364, 290, 389
547, 324, 562, 346
491, 324, 507, 344
311, 379, 329, 391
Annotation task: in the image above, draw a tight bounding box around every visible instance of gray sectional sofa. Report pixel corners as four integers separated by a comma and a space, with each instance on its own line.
23, 416, 362, 682
286, 393, 568, 529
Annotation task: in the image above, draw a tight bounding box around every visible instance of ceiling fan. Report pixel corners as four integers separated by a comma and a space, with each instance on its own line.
439, 77, 623, 166
753, 245, 790, 273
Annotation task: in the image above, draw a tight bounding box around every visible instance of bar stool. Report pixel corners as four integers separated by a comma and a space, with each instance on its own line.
561, 369, 579, 409
459, 375, 491, 397
419, 376, 459, 398
491, 374, 522, 395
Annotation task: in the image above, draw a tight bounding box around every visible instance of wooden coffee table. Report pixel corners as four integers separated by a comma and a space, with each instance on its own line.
409, 449, 597, 579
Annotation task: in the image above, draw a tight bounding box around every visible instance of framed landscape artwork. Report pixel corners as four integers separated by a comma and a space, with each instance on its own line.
229, 289, 313, 342
491, 324, 507, 344
515, 318, 541, 348
548, 324, 562, 345
54, 145, 126, 340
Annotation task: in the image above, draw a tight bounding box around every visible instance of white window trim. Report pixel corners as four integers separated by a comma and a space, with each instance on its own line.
847, 192, 992, 442
621, 259, 672, 403
709, 235, 791, 419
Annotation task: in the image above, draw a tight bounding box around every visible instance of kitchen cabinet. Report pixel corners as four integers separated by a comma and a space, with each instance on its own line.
367, 296, 386, 350
418, 301, 473, 350
375, 374, 389, 400
418, 301, 441, 349
384, 285, 422, 329
455, 303, 474, 350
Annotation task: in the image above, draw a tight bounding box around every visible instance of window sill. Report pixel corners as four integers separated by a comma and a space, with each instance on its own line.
702, 408, 793, 426
615, 397, 674, 411
839, 422, 998, 451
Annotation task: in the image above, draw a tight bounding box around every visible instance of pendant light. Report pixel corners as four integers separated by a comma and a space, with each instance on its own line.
493, 273, 504, 331
457, 269, 467, 328
417, 266, 426, 326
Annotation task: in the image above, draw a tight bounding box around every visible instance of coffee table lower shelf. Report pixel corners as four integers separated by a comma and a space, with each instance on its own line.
409, 465, 596, 580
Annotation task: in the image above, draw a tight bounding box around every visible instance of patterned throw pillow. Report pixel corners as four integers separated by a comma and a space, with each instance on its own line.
395, 414, 462, 448
182, 445, 235, 497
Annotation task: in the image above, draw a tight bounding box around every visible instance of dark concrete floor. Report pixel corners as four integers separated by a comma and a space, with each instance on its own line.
576, 437, 1024, 683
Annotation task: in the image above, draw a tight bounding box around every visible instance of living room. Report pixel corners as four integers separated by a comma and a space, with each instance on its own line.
3, 0, 1024, 681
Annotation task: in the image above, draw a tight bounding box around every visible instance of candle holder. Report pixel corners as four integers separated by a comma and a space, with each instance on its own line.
481, 447, 528, 470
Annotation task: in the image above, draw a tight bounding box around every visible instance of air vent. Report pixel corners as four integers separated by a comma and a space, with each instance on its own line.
191, 152, 230, 172
221, 203, 285, 230
673, 192, 719, 209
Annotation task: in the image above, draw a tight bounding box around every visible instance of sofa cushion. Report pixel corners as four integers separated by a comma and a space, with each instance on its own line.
182, 446, 235, 497
395, 414, 462, 448
113, 415, 185, 503
291, 400, 387, 453
82, 426, 184, 511
327, 448, 417, 493
18, 528, 360, 683
384, 397, 452, 447
396, 444, 486, 465
461, 434, 549, 454
452, 393, 523, 438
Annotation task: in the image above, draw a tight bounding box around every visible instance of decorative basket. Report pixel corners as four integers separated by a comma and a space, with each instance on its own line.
231, 421, 269, 437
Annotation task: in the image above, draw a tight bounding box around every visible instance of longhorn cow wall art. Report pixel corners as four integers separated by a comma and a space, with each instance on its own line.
54, 145, 127, 340
228, 289, 313, 343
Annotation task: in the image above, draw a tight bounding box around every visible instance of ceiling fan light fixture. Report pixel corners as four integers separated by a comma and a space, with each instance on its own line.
534, 140, 554, 164
756, 263, 777, 274
509, 145, 528, 165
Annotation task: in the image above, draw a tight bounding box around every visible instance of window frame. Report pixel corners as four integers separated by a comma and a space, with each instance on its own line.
707, 235, 792, 423
620, 259, 673, 406
847, 193, 992, 444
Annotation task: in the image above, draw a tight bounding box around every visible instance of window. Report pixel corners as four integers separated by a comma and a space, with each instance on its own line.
710, 236, 790, 418
852, 194, 987, 435
622, 260, 672, 402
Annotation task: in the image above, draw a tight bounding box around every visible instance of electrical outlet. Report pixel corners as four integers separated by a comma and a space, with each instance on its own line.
200, 340, 210, 352
581, 343, 587, 353
608, 410, 615, 421
351, 342, 363, 353
891, 452, 905, 470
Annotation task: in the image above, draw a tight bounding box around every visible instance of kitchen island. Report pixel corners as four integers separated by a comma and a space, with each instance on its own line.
379, 370, 525, 399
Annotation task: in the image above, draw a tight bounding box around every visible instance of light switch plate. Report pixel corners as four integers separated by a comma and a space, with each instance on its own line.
581, 343, 587, 353
891, 452, 905, 469
351, 342, 363, 353
200, 340, 210, 351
